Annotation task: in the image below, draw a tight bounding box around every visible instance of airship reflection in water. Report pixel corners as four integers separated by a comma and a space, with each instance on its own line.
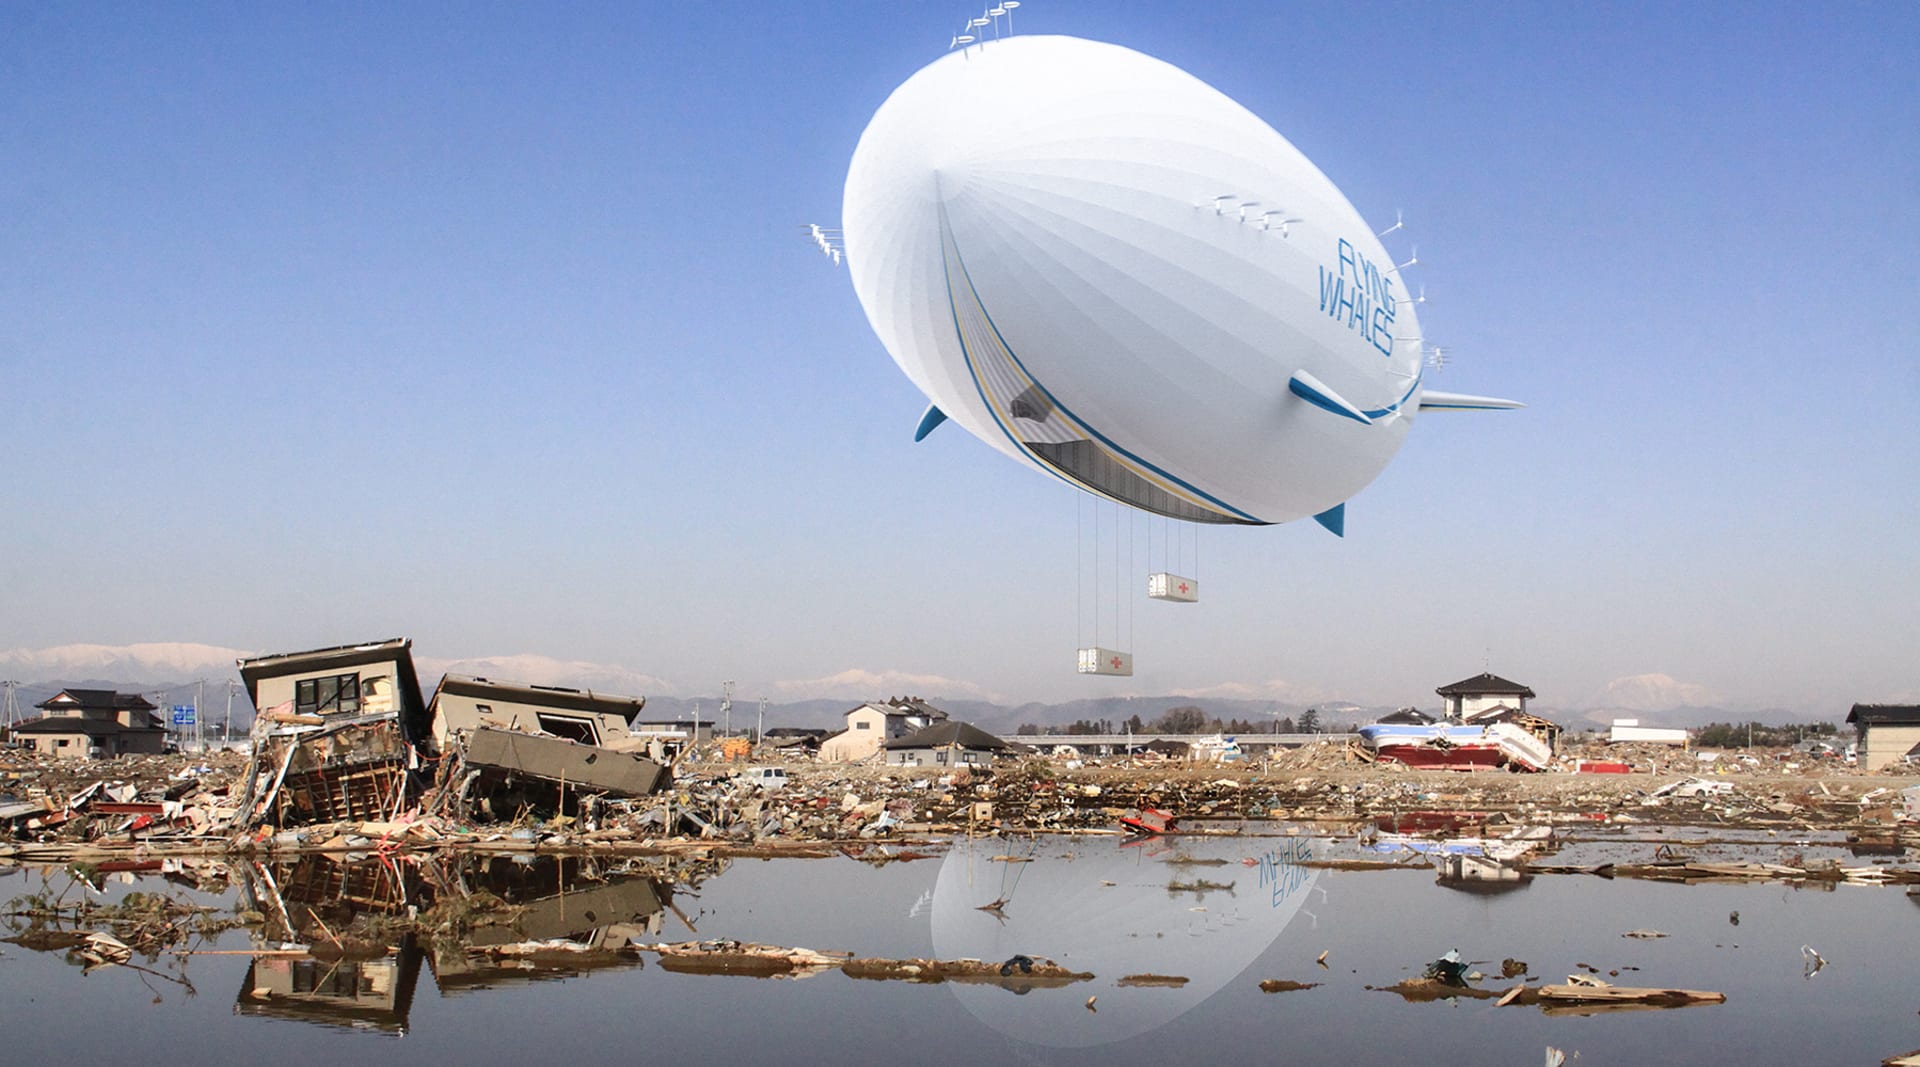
833, 33, 1519, 674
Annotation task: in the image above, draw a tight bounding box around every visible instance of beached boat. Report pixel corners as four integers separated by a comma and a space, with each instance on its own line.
1357, 721, 1552, 772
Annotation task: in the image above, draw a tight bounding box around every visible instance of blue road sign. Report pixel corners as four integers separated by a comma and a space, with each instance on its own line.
172, 704, 195, 726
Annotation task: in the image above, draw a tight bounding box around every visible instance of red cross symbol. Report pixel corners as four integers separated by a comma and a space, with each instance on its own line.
1178, 582, 1189, 594
1109, 656, 1123, 669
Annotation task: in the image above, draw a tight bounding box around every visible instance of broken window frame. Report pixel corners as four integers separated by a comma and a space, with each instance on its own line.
535, 713, 601, 746
296, 673, 363, 716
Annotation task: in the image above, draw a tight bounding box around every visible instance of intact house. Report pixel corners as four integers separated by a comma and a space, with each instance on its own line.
819, 696, 950, 763
237, 638, 429, 827
884, 720, 1010, 768
1436, 672, 1536, 720
1847, 704, 1920, 773
13, 689, 167, 758
1438, 672, 1561, 755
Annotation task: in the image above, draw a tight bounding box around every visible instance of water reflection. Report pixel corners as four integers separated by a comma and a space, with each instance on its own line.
6, 833, 1920, 1065
929, 834, 1318, 1048
1434, 854, 1533, 894
232, 853, 681, 1033
238, 943, 421, 1034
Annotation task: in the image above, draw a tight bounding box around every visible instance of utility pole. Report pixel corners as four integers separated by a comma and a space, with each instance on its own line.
225, 679, 238, 747
721, 680, 734, 741
1, 680, 18, 731
756, 696, 767, 746
195, 679, 205, 754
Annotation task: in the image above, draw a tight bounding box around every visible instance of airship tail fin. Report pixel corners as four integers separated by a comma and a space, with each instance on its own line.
913, 404, 949, 442
1418, 391, 1525, 411
1289, 371, 1373, 425
1313, 503, 1346, 537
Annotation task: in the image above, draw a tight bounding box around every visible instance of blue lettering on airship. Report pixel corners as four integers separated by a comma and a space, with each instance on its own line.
1318, 237, 1397, 358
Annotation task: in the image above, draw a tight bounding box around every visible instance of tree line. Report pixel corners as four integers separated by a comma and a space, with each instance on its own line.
1013, 705, 1328, 736
1691, 720, 1838, 748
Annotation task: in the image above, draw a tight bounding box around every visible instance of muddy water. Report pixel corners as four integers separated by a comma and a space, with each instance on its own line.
2, 834, 1916, 1066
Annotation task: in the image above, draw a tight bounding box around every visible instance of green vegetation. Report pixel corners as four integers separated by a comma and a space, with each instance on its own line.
1015, 705, 1302, 736
1693, 721, 1839, 748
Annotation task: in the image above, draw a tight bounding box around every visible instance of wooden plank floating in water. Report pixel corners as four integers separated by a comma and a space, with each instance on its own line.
1537, 982, 1725, 1007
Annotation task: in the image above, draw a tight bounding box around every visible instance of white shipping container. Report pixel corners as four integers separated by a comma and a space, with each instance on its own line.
1078, 647, 1133, 676
1147, 572, 1199, 602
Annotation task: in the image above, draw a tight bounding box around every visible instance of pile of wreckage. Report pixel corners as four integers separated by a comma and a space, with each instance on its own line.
0, 750, 249, 844
5, 638, 1918, 860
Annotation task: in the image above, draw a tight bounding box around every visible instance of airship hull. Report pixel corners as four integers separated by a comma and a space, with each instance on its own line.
843, 35, 1424, 525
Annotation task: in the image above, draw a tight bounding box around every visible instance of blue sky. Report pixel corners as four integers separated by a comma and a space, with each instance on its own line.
3, 1, 1915, 715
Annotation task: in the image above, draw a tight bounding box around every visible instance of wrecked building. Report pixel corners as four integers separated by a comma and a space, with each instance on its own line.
237, 639, 429, 828
424, 675, 670, 819
427, 674, 651, 754
439, 726, 670, 820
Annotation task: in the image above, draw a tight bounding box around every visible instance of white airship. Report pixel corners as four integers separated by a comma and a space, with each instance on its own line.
840, 34, 1518, 535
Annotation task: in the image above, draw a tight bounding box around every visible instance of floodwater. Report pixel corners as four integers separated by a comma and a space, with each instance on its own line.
3, 831, 1917, 1066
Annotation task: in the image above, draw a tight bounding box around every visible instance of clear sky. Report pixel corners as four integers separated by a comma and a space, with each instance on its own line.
3, 1, 1915, 715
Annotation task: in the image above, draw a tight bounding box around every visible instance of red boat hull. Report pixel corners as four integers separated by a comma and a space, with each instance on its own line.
1371, 744, 1504, 771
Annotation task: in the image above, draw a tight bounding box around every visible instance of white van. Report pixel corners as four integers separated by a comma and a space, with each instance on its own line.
739, 767, 789, 791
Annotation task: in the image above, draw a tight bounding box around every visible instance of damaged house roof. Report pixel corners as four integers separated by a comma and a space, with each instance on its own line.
433, 674, 647, 721
879, 696, 950, 720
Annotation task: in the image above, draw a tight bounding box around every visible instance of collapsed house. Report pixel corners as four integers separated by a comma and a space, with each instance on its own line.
236, 639, 430, 829
427, 674, 651, 754
424, 674, 670, 820
235, 645, 670, 829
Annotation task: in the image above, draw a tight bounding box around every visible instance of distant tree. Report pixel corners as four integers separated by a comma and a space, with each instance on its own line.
1154, 705, 1208, 733
1695, 720, 1836, 748
1015, 723, 1040, 736
1125, 714, 1146, 734
1298, 708, 1322, 734
1274, 716, 1296, 734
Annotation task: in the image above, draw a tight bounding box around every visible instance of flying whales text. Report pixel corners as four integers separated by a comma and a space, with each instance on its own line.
1317, 238, 1398, 357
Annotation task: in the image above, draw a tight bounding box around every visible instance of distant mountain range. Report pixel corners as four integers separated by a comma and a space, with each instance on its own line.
0, 643, 1842, 734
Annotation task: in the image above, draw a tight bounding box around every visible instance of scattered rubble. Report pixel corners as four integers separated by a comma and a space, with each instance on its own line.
5, 742, 1917, 868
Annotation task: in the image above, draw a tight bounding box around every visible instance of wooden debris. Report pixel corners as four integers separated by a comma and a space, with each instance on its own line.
1259, 979, 1321, 993
1537, 978, 1725, 1008
843, 954, 1091, 985
1118, 973, 1189, 987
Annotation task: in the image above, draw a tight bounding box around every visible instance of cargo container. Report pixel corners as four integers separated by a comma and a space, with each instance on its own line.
1147, 572, 1199, 602
1077, 647, 1133, 676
